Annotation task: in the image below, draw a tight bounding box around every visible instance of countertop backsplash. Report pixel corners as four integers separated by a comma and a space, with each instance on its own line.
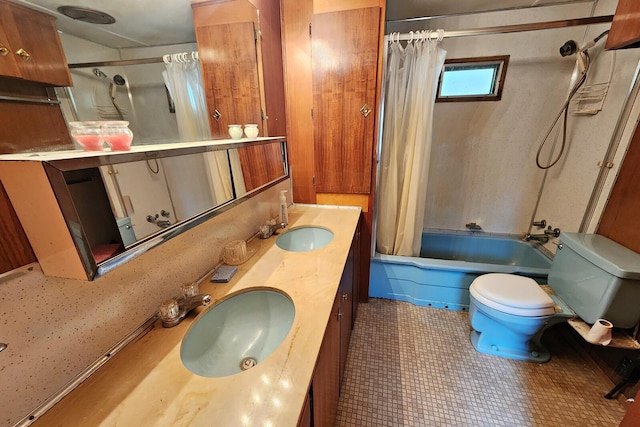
0, 180, 290, 427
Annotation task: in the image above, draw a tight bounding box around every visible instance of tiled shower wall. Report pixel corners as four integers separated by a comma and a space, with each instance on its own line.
392, 1, 640, 238
0, 180, 290, 426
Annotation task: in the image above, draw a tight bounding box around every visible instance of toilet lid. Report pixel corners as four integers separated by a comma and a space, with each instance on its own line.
470, 273, 555, 317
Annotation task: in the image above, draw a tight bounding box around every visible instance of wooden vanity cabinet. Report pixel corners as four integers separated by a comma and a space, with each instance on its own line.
0, 0, 71, 86
605, 0, 640, 50
309, 225, 359, 426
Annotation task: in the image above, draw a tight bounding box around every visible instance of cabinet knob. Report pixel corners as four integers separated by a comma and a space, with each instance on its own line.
342, 293, 348, 300
212, 109, 222, 121
16, 48, 31, 61
0, 46, 8, 56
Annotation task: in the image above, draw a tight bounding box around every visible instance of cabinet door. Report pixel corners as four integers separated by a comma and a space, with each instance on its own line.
196, 21, 263, 138
311, 7, 380, 194
606, 0, 640, 50
339, 241, 354, 384
312, 294, 340, 426
0, 0, 71, 86
0, 2, 20, 80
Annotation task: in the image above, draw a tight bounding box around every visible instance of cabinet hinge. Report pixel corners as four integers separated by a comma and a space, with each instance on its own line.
312, 176, 316, 186
311, 108, 313, 118
309, 23, 311, 37
261, 108, 265, 120
254, 28, 258, 42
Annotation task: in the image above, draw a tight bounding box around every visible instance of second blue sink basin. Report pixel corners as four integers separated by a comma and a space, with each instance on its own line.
276, 226, 334, 252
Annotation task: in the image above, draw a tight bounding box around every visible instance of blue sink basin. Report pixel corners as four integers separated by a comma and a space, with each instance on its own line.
180, 289, 295, 377
276, 226, 334, 252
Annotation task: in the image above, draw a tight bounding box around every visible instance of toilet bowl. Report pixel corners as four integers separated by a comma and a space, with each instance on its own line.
469, 274, 573, 362
468, 233, 640, 363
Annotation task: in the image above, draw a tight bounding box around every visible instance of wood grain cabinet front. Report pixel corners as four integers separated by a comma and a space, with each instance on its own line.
192, 0, 286, 138
0, 0, 71, 86
311, 7, 381, 194
605, 0, 640, 50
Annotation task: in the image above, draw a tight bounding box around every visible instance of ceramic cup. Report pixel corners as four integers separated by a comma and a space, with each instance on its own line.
228, 124, 243, 140
586, 318, 613, 345
244, 124, 259, 138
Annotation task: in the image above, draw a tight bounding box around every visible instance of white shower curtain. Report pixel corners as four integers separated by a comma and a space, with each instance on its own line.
377, 34, 446, 256
163, 56, 233, 204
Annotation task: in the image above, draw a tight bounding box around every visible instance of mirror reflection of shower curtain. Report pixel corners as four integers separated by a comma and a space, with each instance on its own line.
376, 37, 446, 256
162, 56, 233, 206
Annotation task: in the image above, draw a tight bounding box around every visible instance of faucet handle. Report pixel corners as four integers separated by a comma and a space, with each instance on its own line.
159, 298, 180, 325
532, 219, 547, 228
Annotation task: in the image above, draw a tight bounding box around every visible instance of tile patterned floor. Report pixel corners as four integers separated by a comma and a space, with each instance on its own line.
336, 299, 626, 427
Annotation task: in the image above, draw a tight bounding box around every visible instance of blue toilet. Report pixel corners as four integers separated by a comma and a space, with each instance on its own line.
468, 233, 640, 363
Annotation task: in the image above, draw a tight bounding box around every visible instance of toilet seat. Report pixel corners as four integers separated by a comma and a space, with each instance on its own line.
470, 273, 555, 317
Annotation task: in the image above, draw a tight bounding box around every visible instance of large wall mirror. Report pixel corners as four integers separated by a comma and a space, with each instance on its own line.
0, 139, 287, 280
10, 0, 286, 147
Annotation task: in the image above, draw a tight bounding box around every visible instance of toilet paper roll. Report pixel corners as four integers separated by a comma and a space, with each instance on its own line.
586, 318, 613, 346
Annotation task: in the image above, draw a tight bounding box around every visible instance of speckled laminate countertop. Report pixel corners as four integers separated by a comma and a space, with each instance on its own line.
31, 204, 361, 427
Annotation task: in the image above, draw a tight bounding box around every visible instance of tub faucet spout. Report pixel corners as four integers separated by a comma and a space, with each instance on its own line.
466, 222, 482, 231
524, 233, 549, 244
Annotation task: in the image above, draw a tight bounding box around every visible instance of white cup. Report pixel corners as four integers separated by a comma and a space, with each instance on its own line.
228, 124, 242, 140
244, 124, 259, 138
586, 318, 613, 346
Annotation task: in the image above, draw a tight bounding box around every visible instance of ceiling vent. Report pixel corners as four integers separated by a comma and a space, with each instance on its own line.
57, 6, 116, 24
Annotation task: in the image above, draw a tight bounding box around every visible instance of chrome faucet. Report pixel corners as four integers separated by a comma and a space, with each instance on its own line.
465, 222, 482, 231
159, 294, 212, 328
258, 221, 287, 239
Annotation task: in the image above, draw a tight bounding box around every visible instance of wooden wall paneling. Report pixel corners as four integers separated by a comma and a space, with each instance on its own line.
311, 7, 380, 194
0, 99, 72, 154
281, 0, 316, 204
313, 0, 384, 14
598, 120, 640, 253
195, 21, 263, 138
251, 0, 287, 136
0, 181, 35, 273
605, 0, 640, 50
236, 143, 285, 191
192, 0, 257, 27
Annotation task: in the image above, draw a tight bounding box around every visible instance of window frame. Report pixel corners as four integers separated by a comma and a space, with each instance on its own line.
436, 55, 510, 103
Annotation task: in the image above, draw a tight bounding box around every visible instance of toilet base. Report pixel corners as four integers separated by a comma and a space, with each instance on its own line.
470, 329, 551, 363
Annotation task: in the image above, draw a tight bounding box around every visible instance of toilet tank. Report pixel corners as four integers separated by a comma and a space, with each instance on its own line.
549, 233, 640, 329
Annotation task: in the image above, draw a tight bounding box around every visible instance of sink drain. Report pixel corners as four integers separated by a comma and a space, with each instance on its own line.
240, 357, 257, 371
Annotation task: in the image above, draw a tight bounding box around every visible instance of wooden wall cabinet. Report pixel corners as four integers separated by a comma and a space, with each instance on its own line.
282, 0, 385, 305
311, 7, 381, 195
605, 0, 640, 50
0, 0, 71, 86
192, 0, 286, 138
598, 117, 640, 253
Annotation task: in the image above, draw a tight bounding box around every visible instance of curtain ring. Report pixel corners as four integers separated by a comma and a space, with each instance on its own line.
437, 29, 445, 42
163, 54, 171, 64
409, 31, 414, 43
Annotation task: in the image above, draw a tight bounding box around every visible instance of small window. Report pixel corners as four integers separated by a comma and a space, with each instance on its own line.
436, 55, 510, 102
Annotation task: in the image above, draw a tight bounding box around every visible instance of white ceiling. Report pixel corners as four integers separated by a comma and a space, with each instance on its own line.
13, 0, 593, 49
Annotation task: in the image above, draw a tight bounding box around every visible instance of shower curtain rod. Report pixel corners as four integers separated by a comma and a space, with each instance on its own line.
68, 57, 164, 69
387, 15, 613, 41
